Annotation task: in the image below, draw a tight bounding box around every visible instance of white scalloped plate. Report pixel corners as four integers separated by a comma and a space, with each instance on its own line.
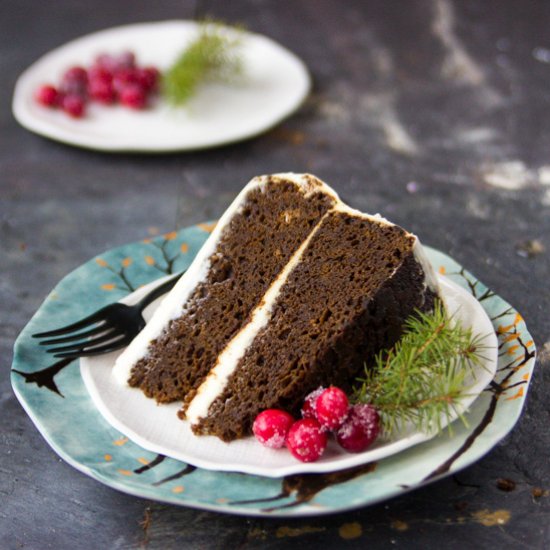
81, 274, 497, 478
12, 20, 310, 152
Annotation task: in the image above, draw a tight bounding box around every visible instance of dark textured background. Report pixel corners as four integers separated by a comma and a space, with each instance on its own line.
2, 0, 550, 548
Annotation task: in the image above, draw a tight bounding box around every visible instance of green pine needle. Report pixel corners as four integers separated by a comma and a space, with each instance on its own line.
162, 21, 244, 106
352, 300, 486, 437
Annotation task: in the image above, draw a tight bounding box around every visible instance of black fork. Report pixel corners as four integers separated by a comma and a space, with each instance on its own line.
33, 272, 183, 359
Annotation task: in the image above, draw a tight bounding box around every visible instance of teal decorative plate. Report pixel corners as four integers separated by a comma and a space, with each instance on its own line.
11, 223, 537, 517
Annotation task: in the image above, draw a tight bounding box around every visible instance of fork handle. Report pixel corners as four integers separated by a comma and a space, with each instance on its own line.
137, 271, 184, 310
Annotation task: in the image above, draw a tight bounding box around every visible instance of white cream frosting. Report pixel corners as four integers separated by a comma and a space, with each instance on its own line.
113, 172, 440, 429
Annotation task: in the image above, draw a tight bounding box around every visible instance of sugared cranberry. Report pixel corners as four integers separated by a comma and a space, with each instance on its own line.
60, 66, 88, 95
117, 50, 136, 69
137, 66, 160, 92
286, 418, 327, 462
61, 94, 86, 118
88, 78, 116, 104
88, 65, 113, 85
119, 83, 147, 109
95, 53, 118, 73
336, 404, 380, 453
253, 409, 294, 449
35, 50, 158, 118
113, 68, 139, 94
301, 386, 325, 419
315, 386, 349, 430
63, 66, 88, 84
35, 85, 59, 107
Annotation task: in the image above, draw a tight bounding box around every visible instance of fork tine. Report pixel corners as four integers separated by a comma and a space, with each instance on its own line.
54, 334, 134, 358
32, 306, 110, 338
38, 322, 111, 346
45, 328, 122, 355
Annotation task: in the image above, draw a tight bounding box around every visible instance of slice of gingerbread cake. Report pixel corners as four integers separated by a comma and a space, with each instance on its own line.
113, 173, 438, 442
113, 174, 338, 403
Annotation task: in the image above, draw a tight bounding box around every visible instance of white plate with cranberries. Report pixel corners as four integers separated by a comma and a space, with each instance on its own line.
12, 21, 310, 152
80, 274, 497, 478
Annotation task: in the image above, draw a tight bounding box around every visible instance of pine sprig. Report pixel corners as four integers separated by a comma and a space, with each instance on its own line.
352, 300, 485, 437
162, 21, 244, 106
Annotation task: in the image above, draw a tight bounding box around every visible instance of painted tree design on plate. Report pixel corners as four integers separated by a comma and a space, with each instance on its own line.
13, 230, 195, 395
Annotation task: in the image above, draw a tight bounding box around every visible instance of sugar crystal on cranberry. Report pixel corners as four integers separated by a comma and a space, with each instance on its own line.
253, 409, 294, 449
301, 386, 325, 419
336, 404, 380, 453
286, 418, 327, 462
315, 386, 349, 430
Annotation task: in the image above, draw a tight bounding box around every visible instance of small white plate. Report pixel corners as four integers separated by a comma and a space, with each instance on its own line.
81, 274, 497, 478
12, 21, 311, 152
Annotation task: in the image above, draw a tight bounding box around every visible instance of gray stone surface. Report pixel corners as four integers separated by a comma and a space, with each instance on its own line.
1, 0, 549, 548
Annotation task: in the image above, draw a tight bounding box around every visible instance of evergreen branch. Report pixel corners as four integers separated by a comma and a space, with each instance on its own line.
352, 300, 485, 436
162, 20, 244, 106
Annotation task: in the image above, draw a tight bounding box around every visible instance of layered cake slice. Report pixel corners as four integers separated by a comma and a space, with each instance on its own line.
113, 173, 438, 442
113, 174, 337, 403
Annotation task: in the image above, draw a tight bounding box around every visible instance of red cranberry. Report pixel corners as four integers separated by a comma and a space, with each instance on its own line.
336, 404, 380, 453
96, 51, 135, 77
88, 78, 116, 104
63, 66, 88, 84
286, 418, 327, 462
61, 94, 86, 118
315, 386, 349, 430
60, 66, 88, 95
88, 65, 113, 85
119, 84, 147, 109
301, 386, 325, 419
95, 53, 118, 73
113, 68, 139, 94
137, 66, 159, 92
117, 50, 136, 69
35, 85, 59, 107
38, 50, 158, 118
253, 409, 294, 449
55, 90, 66, 107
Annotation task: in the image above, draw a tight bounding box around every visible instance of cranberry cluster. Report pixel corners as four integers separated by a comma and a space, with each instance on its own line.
34, 51, 160, 118
252, 386, 380, 463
